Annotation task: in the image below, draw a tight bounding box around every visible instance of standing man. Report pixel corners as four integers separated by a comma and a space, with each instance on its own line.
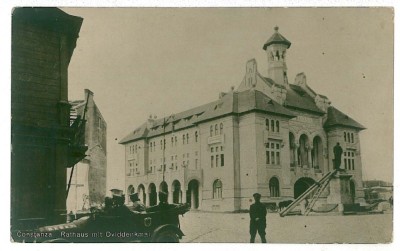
333, 142, 343, 170
249, 193, 267, 243
129, 193, 146, 212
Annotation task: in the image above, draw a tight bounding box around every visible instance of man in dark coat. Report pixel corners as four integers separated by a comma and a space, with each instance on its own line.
129, 193, 146, 212
333, 142, 343, 170
249, 193, 267, 243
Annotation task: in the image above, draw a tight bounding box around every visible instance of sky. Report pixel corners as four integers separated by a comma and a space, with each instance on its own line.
61, 7, 394, 190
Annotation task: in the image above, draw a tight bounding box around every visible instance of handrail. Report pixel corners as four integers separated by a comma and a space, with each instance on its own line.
280, 170, 337, 217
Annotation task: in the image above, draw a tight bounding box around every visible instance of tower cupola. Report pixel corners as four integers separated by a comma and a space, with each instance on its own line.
263, 26, 291, 86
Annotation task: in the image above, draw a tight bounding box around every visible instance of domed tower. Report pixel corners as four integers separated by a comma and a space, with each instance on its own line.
263, 26, 291, 87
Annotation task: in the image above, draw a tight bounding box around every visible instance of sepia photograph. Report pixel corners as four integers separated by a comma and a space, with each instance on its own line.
6, 3, 395, 248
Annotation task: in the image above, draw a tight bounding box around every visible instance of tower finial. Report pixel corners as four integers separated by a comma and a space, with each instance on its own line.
274, 26, 279, 32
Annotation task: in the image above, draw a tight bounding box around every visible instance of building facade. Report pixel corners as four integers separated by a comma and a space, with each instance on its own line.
66, 89, 107, 213
11, 8, 84, 227
120, 27, 366, 212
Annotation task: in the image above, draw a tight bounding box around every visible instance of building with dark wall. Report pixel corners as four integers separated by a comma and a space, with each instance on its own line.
67, 89, 107, 212
11, 8, 84, 228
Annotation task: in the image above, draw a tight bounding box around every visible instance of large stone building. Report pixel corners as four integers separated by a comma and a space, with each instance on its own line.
11, 8, 84, 227
120, 27, 366, 212
66, 89, 107, 213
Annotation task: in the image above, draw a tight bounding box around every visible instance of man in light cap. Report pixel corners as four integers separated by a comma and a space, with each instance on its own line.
129, 193, 146, 212
249, 193, 267, 243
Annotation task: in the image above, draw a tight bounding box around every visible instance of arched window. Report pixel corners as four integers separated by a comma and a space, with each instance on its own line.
210, 126, 213, 136
351, 133, 354, 143
276, 121, 280, 132
215, 124, 219, 135
269, 177, 280, 197
266, 119, 269, 131
344, 132, 347, 142
271, 120, 275, 132
183, 135, 186, 145
213, 179, 223, 199
220, 123, 223, 135
186, 133, 189, 144
347, 132, 350, 143
195, 131, 198, 142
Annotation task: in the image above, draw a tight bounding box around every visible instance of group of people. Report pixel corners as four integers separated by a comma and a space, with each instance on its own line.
103, 189, 170, 216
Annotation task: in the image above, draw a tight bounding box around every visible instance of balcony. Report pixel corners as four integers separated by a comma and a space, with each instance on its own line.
67, 115, 87, 167
263, 130, 282, 143
208, 134, 225, 145
345, 142, 358, 151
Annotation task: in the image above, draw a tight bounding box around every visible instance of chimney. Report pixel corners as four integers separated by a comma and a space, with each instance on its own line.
84, 89, 94, 104
147, 114, 155, 128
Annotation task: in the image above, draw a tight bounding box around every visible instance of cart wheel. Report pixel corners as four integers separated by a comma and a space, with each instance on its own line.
153, 231, 179, 243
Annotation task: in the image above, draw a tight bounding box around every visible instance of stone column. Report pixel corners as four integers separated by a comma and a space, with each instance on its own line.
168, 190, 173, 204
293, 143, 299, 167
182, 189, 187, 204
308, 146, 313, 168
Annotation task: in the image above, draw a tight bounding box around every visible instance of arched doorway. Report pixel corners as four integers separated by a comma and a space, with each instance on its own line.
312, 136, 324, 170
127, 185, 134, 195
187, 179, 199, 209
350, 180, 356, 203
172, 180, 182, 203
298, 134, 309, 167
294, 177, 315, 199
138, 184, 146, 205
159, 181, 169, 201
148, 183, 157, 206
269, 177, 280, 197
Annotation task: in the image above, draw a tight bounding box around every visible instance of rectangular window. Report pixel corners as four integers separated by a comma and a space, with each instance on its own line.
266, 140, 281, 166
211, 156, 214, 168
344, 158, 347, 169
271, 152, 275, 164
276, 152, 280, 165
276, 121, 280, 132
216, 155, 219, 167
352, 159, 355, 170
221, 154, 224, 167
211, 147, 214, 153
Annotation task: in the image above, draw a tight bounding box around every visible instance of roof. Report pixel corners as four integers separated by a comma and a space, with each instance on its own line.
324, 106, 366, 130
285, 84, 325, 114
119, 89, 295, 144
263, 26, 291, 50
